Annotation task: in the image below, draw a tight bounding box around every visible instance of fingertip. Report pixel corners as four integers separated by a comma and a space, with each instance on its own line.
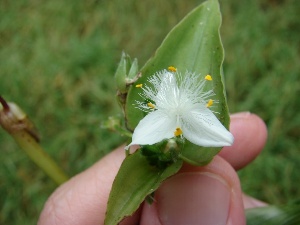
219, 112, 268, 170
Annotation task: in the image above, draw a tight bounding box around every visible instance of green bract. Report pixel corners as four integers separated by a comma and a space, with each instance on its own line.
105, 0, 230, 224
126, 0, 229, 165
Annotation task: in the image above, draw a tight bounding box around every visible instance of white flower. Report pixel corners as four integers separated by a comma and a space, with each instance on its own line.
126, 69, 234, 149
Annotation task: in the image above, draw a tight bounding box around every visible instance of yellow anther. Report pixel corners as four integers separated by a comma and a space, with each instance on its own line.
174, 127, 183, 137
205, 75, 212, 81
135, 84, 143, 88
206, 99, 213, 108
147, 102, 155, 109
168, 66, 177, 72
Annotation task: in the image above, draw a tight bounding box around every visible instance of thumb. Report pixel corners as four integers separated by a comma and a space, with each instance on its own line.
140, 156, 245, 225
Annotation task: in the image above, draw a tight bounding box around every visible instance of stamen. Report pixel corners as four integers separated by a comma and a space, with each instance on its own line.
174, 127, 183, 136
168, 66, 177, 72
147, 102, 155, 109
206, 99, 213, 107
135, 84, 143, 88
205, 75, 212, 81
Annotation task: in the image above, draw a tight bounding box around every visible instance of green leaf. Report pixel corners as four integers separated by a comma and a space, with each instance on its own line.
104, 150, 182, 225
246, 204, 300, 225
125, 0, 229, 165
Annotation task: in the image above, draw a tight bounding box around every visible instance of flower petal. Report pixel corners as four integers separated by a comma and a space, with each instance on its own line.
126, 110, 177, 148
181, 105, 234, 147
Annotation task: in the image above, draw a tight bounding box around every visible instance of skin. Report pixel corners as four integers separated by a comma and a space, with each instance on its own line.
38, 112, 268, 225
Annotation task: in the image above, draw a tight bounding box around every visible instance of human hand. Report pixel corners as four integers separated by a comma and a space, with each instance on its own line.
38, 112, 267, 225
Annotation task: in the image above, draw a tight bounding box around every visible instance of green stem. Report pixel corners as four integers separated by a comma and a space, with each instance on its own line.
12, 131, 69, 185
0, 96, 68, 185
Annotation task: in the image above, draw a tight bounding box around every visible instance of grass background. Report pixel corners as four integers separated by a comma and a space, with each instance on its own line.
0, 0, 299, 224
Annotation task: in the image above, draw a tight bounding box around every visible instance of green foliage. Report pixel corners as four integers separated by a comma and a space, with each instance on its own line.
0, 0, 299, 224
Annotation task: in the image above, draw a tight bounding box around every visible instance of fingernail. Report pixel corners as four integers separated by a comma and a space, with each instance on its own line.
231, 112, 251, 119
157, 172, 230, 225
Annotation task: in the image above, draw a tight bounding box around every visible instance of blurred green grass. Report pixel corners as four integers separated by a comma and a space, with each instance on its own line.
0, 0, 299, 224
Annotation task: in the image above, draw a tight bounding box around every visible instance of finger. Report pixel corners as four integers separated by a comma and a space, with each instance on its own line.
38, 146, 141, 225
141, 156, 245, 225
219, 112, 268, 170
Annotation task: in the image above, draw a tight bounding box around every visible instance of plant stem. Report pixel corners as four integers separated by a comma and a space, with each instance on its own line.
12, 131, 69, 185
0, 96, 69, 185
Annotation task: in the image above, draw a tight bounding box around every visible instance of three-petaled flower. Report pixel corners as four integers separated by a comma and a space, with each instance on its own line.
126, 68, 234, 149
